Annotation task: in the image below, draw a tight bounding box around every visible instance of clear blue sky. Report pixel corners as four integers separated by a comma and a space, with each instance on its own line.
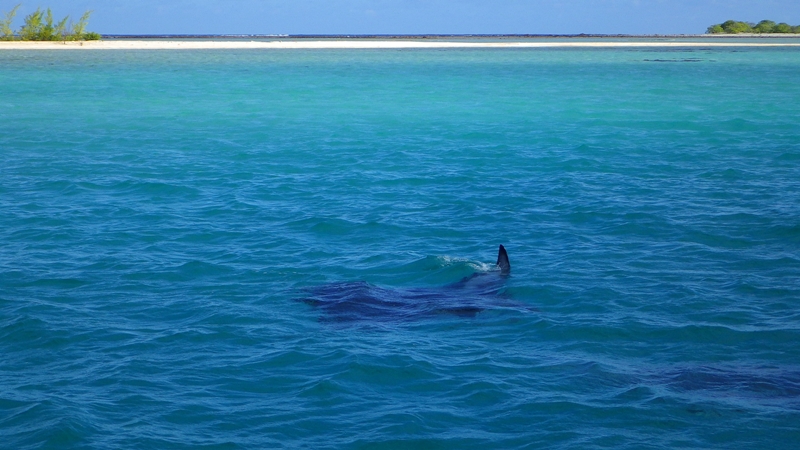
4, 0, 800, 35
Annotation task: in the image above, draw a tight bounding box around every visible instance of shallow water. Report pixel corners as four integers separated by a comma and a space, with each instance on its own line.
2, 47, 800, 449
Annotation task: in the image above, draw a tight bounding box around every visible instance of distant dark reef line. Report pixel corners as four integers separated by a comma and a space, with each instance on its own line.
100, 33, 800, 40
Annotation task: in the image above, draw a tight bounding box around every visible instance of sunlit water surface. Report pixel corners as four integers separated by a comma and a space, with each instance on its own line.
2, 47, 800, 449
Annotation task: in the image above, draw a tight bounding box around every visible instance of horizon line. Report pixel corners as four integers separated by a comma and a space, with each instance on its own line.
98, 33, 800, 39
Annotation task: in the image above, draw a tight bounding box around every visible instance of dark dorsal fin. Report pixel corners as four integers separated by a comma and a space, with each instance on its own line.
496, 245, 510, 275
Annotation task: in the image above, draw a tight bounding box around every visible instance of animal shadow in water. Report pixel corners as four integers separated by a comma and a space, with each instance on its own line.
298, 245, 520, 324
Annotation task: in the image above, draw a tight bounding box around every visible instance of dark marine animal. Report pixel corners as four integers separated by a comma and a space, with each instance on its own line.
299, 245, 514, 323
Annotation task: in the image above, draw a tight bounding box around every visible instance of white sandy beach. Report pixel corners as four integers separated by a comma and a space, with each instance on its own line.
2, 40, 800, 50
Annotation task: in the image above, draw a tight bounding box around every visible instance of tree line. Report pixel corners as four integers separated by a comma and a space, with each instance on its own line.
707, 20, 800, 34
1, 4, 100, 41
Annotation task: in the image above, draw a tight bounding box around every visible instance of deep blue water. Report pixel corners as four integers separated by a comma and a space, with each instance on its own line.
2, 46, 800, 449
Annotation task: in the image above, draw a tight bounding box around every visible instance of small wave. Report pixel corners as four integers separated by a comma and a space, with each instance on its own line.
437, 255, 495, 272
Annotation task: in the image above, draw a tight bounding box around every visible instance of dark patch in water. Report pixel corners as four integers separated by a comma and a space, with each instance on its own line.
662, 365, 800, 405
643, 58, 709, 63
298, 272, 522, 324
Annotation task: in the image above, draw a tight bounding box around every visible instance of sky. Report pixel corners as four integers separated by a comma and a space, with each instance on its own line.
3, 0, 800, 35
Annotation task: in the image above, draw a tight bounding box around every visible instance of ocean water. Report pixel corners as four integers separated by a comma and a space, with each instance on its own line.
2, 45, 800, 449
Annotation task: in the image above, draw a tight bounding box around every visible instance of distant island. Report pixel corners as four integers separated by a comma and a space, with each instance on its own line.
1, 4, 100, 41
707, 20, 800, 34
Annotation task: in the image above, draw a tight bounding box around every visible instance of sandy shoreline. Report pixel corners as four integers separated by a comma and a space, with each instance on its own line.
2, 40, 800, 50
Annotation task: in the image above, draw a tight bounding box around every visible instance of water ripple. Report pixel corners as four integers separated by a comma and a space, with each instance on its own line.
2, 47, 800, 449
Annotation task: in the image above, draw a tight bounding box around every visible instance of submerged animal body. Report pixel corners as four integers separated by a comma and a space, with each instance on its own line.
300, 245, 513, 323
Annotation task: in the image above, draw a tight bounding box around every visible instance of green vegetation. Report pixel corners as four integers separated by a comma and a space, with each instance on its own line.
707, 20, 800, 34
1, 4, 20, 40
0, 4, 100, 41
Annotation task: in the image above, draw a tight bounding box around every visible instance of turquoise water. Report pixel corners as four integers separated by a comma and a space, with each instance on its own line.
2, 47, 800, 449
